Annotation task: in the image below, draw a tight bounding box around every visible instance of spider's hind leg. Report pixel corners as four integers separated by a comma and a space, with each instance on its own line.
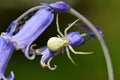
65, 47, 77, 65
68, 45, 93, 54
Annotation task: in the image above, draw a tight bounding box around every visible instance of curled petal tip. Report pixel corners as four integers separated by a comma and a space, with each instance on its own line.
25, 53, 36, 60
1, 71, 14, 80
48, 65, 57, 71
29, 44, 37, 54
41, 58, 57, 70
7, 71, 15, 80
22, 43, 36, 60
24, 48, 36, 60
47, 58, 57, 70
41, 62, 48, 68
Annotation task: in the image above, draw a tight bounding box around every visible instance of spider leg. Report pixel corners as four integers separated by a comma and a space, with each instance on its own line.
61, 48, 65, 53
56, 14, 64, 37
65, 47, 77, 65
68, 45, 93, 54
57, 35, 61, 38
64, 19, 80, 36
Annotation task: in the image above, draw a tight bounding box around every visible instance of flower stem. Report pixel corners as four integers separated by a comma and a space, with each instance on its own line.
15, 5, 45, 22
68, 7, 114, 80
11, 5, 46, 33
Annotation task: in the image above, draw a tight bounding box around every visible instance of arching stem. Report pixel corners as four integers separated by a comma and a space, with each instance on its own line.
11, 5, 46, 33
67, 7, 114, 80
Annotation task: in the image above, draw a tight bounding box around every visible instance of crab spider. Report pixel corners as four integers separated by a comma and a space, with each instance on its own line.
30, 14, 103, 70
30, 14, 96, 70
47, 14, 93, 65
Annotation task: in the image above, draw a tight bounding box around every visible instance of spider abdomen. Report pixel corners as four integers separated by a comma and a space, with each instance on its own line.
47, 37, 64, 52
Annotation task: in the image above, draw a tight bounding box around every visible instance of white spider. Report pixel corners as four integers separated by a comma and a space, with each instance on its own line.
47, 14, 93, 65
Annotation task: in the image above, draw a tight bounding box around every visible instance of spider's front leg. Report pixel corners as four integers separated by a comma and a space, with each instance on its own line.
64, 19, 80, 36
56, 14, 64, 37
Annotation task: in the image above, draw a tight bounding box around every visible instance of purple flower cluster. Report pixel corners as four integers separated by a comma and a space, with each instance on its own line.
0, 1, 103, 80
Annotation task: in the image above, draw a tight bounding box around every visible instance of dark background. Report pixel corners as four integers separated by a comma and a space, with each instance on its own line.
0, 0, 119, 80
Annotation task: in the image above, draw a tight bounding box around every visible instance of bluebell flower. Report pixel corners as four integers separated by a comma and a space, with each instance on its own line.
0, 20, 19, 80
0, 32, 14, 80
11, 8, 54, 60
0, 1, 113, 80
9, 1, 69, 60
0, 1, 69, 79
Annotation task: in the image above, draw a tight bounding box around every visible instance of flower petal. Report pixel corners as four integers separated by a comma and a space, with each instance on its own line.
48, 1, 70, 12
0, 33, 14, 80
67, 32, 84, 46
73, 24, 103, 38
6, 21, 18, 34
47, 58, 57, 70
11, 8, 54, 59
40, 48, 58, 70
40, 48, 54, 66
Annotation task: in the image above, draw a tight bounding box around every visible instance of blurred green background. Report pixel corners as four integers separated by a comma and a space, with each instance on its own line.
0, 0, 120, 80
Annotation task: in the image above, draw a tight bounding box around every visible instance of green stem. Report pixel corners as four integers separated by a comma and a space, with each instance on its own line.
68, 7, 114, 80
